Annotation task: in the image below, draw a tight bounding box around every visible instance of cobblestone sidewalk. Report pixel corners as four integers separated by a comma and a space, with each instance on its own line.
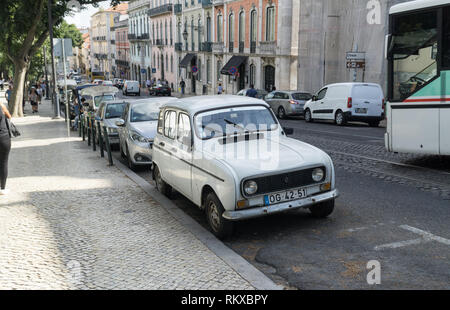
0, 99, 254, 290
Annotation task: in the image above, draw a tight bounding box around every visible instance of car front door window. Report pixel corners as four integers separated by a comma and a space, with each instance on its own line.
177, 113, 192, 150
164, 110, 177, 139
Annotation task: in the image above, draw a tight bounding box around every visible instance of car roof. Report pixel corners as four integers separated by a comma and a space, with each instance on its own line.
273, 90, 312, 94
161, 95, 269, 115
80, 86, 119, 96
322, 82, 381, 88
107, 97, 177, 106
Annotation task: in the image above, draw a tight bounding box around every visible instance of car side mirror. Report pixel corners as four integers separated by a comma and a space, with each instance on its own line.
312, 95, 318, 101
115, 119, 125, 127
283, 127, 294, 136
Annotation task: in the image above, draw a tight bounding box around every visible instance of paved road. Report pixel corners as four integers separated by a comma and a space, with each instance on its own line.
110, 102, 449, 289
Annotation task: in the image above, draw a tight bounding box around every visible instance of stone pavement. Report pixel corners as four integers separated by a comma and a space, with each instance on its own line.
0, 99, 255, 290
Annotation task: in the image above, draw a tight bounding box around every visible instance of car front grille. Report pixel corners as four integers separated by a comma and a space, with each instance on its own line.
243, 167, 326, 197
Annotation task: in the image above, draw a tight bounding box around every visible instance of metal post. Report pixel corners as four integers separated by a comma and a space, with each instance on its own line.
43, 46, 50, 100
92, 118, 96, 152
61, 39, 70, 131
82, 116, 85, 141
48, 0, 60, 118
87, 116, 91, 146
78, 117, 82, 137
103, 126, 113, 166
97, 121, 104, 158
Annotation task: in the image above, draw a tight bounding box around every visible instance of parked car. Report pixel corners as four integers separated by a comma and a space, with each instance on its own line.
123, 80, 141, 96
95, 100, 127, 146
236, 88, 268, 100
79, 85, 120, 112
265, 91, 312, 119
102, 80, 113, 86
113, 79, 124, 89
304, 83, 385, 127
93, 79, 103, 85
116, 97, 177, 170
149, 83, 172, 96
152, 95, 339, 239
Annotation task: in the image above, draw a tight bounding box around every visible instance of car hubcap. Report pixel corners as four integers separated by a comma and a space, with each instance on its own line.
208, 201, 221, 231
306, 111, 311, 121
279, 108, 285, 118
336, 113, 343, 124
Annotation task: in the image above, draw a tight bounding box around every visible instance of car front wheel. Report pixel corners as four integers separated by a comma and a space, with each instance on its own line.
309, 200, 335, 218
205, 192, 234, 239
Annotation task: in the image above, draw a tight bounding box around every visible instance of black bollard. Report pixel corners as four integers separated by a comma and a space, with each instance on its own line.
92, 119, 96, 152
103, 126, 113, 166
97, 121, 104, 158
87, 116, 91, 146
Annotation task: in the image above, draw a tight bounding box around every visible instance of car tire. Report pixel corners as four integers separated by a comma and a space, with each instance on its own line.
309, 200, 335, 218
154, 165, 172, 198
125, 144, 136, 171
335, 110, 347, 126
278, 107, 286, 119
205, 192, 234, 239
304, 109, 313, 122
369, 121, 380, 127
119, 140, 126, 159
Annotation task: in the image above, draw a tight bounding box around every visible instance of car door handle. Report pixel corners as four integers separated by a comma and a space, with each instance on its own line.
320, 102, 324, 104
159, 142, 165, 147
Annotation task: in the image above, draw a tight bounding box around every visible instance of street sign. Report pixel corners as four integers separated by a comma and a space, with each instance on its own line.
346, 61, 366, 69
53, 38, 73, 58
152, 68, 156, 73
141, 69, 147, 74
229, 66, 237, 75
192, 66, 198, 73
346, 52, 365, 60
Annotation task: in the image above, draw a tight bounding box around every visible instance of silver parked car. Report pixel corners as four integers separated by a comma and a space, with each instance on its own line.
116, 97, 177, 170
95, 100, 127, 145
236, 88, 269, 100
265, 91, 313, 119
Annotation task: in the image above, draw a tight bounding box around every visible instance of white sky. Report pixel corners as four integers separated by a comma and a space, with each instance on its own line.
64, 1, 110, 28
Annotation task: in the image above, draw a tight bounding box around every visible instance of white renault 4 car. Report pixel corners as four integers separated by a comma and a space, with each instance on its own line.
304, 83, 385, 127
152, 96, 339, 238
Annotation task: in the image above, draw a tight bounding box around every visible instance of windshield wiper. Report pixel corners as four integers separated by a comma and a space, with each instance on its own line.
224, 119, 246, 132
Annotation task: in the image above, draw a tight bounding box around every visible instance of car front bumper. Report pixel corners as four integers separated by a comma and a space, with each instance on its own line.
128, 139, 153, 165
222, 189, 339, 221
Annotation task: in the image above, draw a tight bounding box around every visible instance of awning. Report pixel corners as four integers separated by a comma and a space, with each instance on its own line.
179, 53, 196, 67
220, 56, 248, 75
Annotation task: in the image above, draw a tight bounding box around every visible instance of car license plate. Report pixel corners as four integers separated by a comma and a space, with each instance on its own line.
264, 187, 308, 206
355, 108, 367, 113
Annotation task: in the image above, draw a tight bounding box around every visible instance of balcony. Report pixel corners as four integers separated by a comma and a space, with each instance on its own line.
212, 0, 224, 4
115, 60, 129, 67
259, 41, 277, 54
175, 43, 183, 52
202, 0, 212, 8
110, 40, 115, 45
228, 42, 234, 53
137, 33, 149, 40
250, 41, 256, 54
155, 39, 163, 46
128, 34, 136, 40
212, 42, 224, 53
148, 4, 173, 17
201, 42, 212, 52
239, 42, 244, 53
174, 4, 182, 14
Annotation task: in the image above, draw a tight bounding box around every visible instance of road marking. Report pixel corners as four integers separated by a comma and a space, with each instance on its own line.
374, 225, 450, 251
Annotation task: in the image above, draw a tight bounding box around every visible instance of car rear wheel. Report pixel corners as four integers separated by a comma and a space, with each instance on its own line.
309, 200, 335, 218
278, 107, 286, 119
154, 165, 172, 198
335, 110, 347, 126
304, 109, 313, 122
205, 192, 234, 239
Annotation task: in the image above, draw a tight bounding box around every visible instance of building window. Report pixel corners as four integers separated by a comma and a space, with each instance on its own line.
250, 10, 257, 43
171, 54, 174, 73
197, 59, 201, 81
207, 58, 211, 83
239, 11, 245, 43
266, 7, 275, 41
228, 13, 234, 47
206, 16, 211, 42
166, 53, 168, 72
217, 60, 222, 81
198, 18, 201, 50
249, 64, 255, 86
165, 20, 168, 45
217, 13, 223, 42
170, 20, 173, 45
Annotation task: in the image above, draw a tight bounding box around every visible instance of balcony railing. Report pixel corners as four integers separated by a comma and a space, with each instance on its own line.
110, 40, 115, 44
228, 42, 234, 53
128, 34, 136, 40
250, 41, 256, 54
201, 42, 212, 52
239, 42, 244, 53
212, 42, 224, 53
259, 41, 276, 54
148, 4, 173, 17
175, 43, 183, 52
155, 39, 163, 46
202, 0, 212, 8
137, 33, 149, 40
212, 0, 224, 4
174, 4, 182, 14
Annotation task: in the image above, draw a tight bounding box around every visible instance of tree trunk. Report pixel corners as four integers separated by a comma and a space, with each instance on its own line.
10, 61, 28, 117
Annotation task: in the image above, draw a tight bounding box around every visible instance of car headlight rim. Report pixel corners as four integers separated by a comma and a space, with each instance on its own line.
130, 131, 150, 143
312, 168, 325, 182
244, 180, 258, 196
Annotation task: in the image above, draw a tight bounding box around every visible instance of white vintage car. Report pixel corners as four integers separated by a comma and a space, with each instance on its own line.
152, 96, 339, 238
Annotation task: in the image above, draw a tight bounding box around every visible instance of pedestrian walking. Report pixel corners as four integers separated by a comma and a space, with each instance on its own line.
0, 101, 12, 195
29, 87, 39, 114
36, 85, 43, 105
5, 85, 12, 108
180, 79, 186, 95
0, 78, 4, 91
40, 81, 46, 98
217, 83, 223, 95
246, 84, 258, 98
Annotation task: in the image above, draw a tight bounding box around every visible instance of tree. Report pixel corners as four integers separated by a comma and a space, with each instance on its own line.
54, 20, 83, 48
0, 0, 120, 117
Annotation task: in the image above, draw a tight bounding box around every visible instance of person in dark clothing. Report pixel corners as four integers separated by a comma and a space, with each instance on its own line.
180, 79, 186, 95
0, 102, 12, 195
246, 84, 258, 98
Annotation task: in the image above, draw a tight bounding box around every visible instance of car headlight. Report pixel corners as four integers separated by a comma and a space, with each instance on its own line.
312, 168, 325, 182
243, 180, 258, 195
130, 131, 151, 143
107, 127, 118, 134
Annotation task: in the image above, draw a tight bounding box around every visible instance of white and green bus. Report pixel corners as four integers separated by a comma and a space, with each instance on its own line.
385, 0, 450, 155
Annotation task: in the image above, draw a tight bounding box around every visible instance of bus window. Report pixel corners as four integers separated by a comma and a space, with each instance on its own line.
443, 7, 450, 69
390, 10, 438, 101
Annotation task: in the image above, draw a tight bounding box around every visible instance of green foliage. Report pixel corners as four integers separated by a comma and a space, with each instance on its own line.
54, 21, 83, 48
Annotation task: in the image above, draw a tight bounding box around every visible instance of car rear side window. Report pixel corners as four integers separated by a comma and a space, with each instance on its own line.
291, 93, 312, 101
164, 110, 177, 139
353, 86, 382, 100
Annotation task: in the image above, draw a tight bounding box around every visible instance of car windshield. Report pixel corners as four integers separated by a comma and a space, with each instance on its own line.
94, 94, 114, 107
195, 106, 278, 140
130, 103, 160, 122
105, 103, 126, 119
292, 93, 312, 101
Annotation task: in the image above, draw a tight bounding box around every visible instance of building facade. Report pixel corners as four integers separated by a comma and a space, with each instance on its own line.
128, 0, 152, 85
114, 14, 131, 79
149, 1, 176, 89
297, 0, 409, 94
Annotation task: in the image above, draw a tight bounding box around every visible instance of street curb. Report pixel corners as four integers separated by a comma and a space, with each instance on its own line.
111, 158, 282, 290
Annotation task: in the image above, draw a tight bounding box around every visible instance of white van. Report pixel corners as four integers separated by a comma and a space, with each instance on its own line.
304, 83, 385, 127
123, 80, 140, 96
